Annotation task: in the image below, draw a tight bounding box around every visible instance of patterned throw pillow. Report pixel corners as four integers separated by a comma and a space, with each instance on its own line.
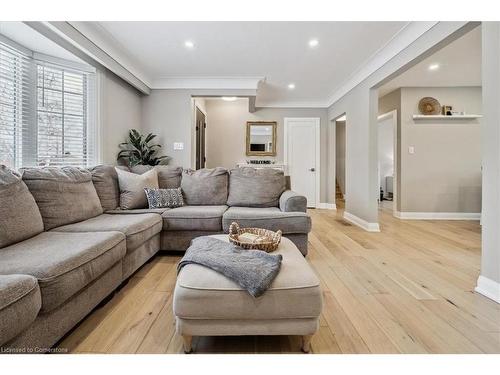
144, 187, 184, 209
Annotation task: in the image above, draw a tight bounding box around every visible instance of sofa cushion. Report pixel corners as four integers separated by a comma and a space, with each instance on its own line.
52, 213, 162, 252
105, 208, 170, 215
222, 207, 311, 234
173, 236, 322, 320
21, 167, 103, 230
162, 205, 228, 231
227, 167, 285, 207
0, 231, 125, 313
181, 168, 228, 205
0, 274, 41, 345
89, 165, 120, 211
130, 165, 183, 189
116, 167, 159, 209
0, 166, 44, 248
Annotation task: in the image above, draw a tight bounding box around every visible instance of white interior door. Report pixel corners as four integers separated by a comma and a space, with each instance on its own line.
284, 118, 320, 208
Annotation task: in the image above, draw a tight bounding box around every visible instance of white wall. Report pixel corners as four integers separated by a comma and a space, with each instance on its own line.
100, 70, 143, 165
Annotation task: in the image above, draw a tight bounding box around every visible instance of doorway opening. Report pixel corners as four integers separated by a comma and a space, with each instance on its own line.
334, 114, 346, 209
376, 25, 482, 220
194, 105, 207, 169
377, 110, 397, 216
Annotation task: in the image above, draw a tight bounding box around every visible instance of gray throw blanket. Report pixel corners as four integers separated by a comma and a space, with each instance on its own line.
177, 236, 282, 298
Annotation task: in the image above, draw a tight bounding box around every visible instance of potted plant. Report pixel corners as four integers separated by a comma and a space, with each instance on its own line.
117, 129, 169, 166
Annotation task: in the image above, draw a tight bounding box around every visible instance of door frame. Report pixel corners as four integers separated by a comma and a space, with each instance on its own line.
193, 103, 207, 169
284, 117, 321, 208
377, 110, 398, 217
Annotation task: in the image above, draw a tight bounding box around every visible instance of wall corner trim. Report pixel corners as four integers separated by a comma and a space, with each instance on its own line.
343, 211, 380, 232
395, 212, 481, 220
317, 203, 337, 210
475, 275, 500, 304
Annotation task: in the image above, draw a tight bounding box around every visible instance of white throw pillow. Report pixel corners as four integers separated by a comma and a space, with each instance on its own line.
115, 167, 159, 209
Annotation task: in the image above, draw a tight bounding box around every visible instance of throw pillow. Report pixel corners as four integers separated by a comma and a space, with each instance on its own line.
129, 165, 183, 189
144, 187, 184, 209
227, 167, 286, 207
115, 167, 159, 209
180, 167, 228, 205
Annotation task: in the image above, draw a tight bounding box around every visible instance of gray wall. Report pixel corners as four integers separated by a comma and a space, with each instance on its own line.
379, 87, 482, 214
335, 121, 346, 195
400, 87, 482, 213
479, 22, 500, 289
149, 97, 330, 203
141, 90, 193, 168
327, 22, 471, 224
100, 71, 143, 165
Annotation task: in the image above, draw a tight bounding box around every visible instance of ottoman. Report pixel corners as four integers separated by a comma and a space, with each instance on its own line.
173, 235, 323, 353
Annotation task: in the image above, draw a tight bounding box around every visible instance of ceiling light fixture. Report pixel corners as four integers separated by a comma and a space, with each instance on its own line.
221, 97, 237, 101
287, 83, 296, 90
308, 39, 319, 48
184, 40, 195, 49
428, 63, 440, 71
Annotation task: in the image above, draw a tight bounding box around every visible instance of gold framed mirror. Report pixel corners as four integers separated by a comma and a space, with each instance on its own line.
246, 121, 277, 156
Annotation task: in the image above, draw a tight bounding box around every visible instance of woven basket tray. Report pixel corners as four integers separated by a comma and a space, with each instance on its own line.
228, 222, 282, 252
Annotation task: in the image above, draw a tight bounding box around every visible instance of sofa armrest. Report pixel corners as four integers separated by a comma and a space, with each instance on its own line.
279, 190, 307, 212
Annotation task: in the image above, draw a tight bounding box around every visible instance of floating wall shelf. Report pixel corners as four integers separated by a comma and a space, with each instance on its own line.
412, 114, 482, 120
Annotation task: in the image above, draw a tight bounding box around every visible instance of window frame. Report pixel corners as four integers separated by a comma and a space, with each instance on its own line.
0, 35, 98, 169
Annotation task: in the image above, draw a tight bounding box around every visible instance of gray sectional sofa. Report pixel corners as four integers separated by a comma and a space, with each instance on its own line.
0, 164, 310, 352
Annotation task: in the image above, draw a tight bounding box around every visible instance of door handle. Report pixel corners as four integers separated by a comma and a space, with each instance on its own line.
309, 168, 315, 172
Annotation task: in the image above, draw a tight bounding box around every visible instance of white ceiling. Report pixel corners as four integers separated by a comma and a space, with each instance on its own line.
379, 26, 481, 97
0, 22, 83, 63
89, 21, 408, 106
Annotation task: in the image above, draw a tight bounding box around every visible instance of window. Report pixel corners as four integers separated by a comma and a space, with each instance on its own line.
0, 41, 30, 169
0, 39, 97, 169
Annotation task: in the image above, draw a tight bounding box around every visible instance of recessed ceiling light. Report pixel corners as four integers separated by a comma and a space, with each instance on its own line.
287, 83, 296, 90
184, 40, 195, 49
221, 97, 237, 101
308, 39, 319, 48
428, 63, 440, 71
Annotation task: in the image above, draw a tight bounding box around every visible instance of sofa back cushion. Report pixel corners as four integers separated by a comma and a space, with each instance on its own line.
21, 167, 103, 230
89, 165, 120, 211
227, 167, 286, 207
129, 165, 183, 189
0, 166, 44, 248
116, 167, 159, 209
181, 167, 228, 205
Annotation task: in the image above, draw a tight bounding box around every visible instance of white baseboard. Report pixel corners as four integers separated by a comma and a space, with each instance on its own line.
317, 203, 336, 210
475, 275, 500, 304
395, 211, 481, 220
343, 211, 380, 232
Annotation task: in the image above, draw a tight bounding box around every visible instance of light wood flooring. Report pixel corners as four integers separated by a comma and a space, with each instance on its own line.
57, 205, 500, 354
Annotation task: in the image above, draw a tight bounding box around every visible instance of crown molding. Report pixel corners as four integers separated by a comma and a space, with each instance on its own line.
326, 21, 438, 107
256, 100, 329, 108
151, 76, 265, 90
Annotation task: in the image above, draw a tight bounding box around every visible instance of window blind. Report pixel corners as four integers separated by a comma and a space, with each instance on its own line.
0, 38, 97, 169
0, 41, 33, 169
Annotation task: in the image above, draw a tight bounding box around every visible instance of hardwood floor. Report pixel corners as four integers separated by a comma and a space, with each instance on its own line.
57, 206, 500, 354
